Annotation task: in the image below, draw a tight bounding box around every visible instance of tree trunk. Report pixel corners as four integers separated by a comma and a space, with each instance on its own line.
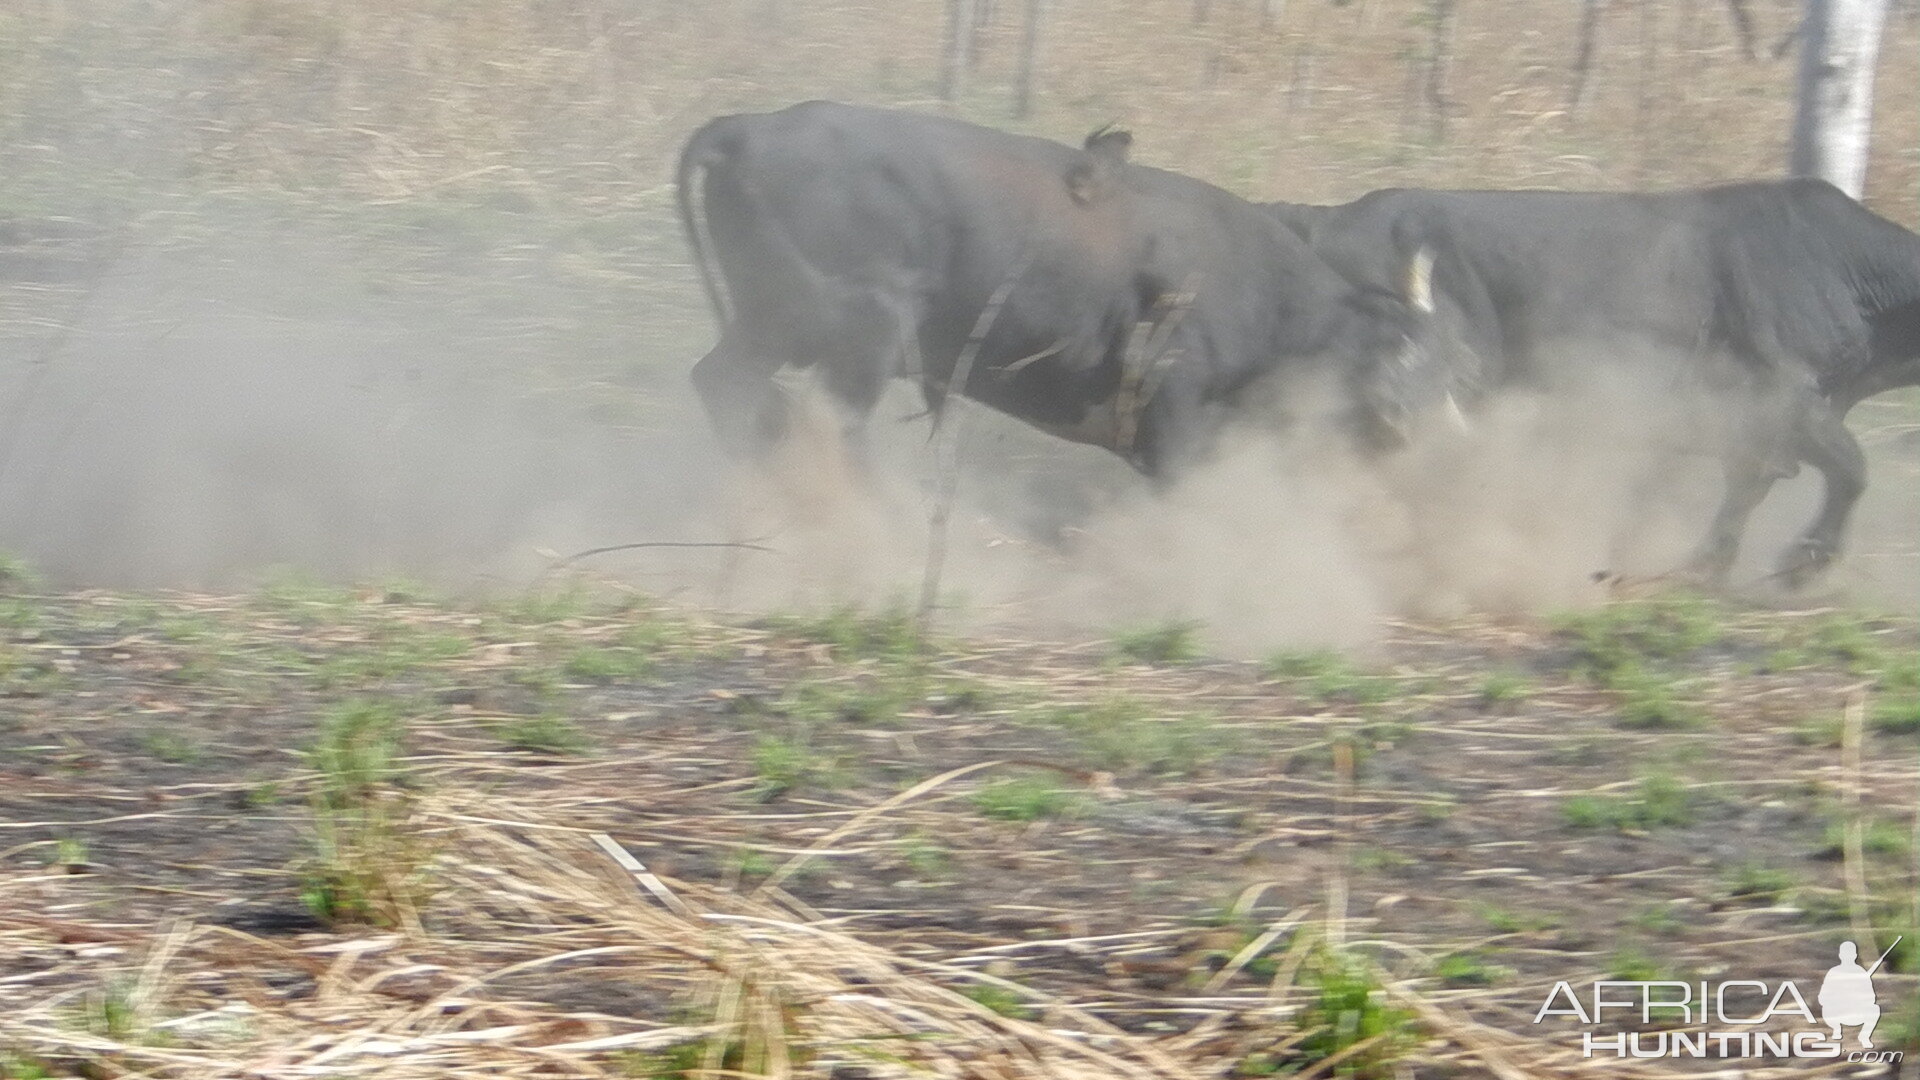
968, 0, 993, 69
1724, 0, 1758, 57
1423, 0, 1458, 143
1789, 0, 1890, 197
939, 0, 977, 102
1013, 0, 1048, 117
1634, 0, 1659, 180
1286, 42, 1317, 122
1567, 0, 1605, 116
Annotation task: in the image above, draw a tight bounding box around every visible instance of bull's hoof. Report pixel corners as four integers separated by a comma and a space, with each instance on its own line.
1674, 547, 1736, 590
1775, 538, 1836, 591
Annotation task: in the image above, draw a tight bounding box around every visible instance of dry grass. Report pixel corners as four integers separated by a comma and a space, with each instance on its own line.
1, 585, 1916, 1076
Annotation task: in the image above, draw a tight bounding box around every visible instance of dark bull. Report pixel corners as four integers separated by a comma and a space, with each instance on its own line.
676, 101, 1440, 480
1268, 180, 1920, 588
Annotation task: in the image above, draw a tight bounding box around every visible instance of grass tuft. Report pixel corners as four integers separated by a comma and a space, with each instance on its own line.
1108, 620, 1201, 665
1562, 773, 1695, 831
1294, 949, 1415, 1077
972, 774, 1084, 821
760, 605, 923, 661
1026, 695, 1225, 775
1260, 649, 1399, 706
1554, 594, 1722, 682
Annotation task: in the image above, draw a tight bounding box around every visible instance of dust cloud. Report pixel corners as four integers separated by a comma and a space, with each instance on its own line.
0, 224, 1914, 652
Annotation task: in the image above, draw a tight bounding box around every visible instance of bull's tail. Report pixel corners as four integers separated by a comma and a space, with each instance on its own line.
675, 113, 850, 341
677, 119, 736, 328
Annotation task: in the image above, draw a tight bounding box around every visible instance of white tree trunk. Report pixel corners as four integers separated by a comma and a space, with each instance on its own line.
1012, 0, 1048, 118
939, 0, 977, 102
1789, 0, 1890, 197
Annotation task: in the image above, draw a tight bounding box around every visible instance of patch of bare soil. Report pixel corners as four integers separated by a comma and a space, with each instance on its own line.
0, 582, 1915, 1077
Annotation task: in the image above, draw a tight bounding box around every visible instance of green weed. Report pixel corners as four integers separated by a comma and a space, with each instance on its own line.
1434, 950, 1511, 987
1476, 670, 1531, 709
301, 698, 435, 927
138, 728, 203, 764
1817, 818, 1913, 860
972, 774, 1084, 821
1027, 695, 1224, 775
1562, 773, 1694, 830
499, 714, 589, 755
1294, 949, 1415, 1077
779, 670, 924, 728
1610, 665, 1710, 730
900, 833, 951, 879
308, 700, 404, 809
1794, 714, 1845, 747
561, 642, 655, 683
1474, 902, 1558, 934
254, 570, 359, 625
1871, 693, 1920, 736
1554, 594, 1722, 682
50, 836, 88, 870
0, 1051, 55, 1079
1722, 863, 1796, 906
1108, 620, 1201, 665
749, 735, 837, 802
1262, 650, 1399, 706
760, 605, 923, 661
961, 983, 1034, 1020
0, 551, 41, 592
1608, 946, 1681, 983
1632, 902, 1685, 936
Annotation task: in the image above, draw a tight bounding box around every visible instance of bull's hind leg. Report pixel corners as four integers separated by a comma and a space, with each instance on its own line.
691, 338, 790, 458
814, 291, 909, 475
1682, 449, 1785, 586
1776, 402, 1866, 589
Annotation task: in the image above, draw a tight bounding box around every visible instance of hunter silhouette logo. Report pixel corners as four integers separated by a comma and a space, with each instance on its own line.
1819, 939, 1893, 1049
1533, 936, 1904, 1063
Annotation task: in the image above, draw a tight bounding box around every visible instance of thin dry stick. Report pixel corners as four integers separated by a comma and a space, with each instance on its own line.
1326, 738, 1354, 949
918, 264, 1025, 632
1840, 689, 1873, 950
537, 538, 775, 580
1911, 752, 1919, 938
591, 832, 695, 917
1202, 908, 1308, 994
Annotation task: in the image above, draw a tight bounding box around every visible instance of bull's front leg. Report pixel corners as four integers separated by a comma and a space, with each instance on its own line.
1681, 452, 1781, 586
1775, 402, 1866, 589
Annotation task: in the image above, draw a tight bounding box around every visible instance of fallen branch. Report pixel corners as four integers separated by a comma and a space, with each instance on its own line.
536, 537, 776, 579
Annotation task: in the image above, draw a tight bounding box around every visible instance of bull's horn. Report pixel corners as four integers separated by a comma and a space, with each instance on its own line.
1443, 391, 1471, 433
1405, 246, 1436, 315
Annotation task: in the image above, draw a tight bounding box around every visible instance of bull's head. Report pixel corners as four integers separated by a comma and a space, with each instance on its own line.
1346, 245, 1474, 454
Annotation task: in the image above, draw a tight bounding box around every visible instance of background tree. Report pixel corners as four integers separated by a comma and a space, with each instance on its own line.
1789, 0, 1891, 197
940, 0, 978, 101
1013, 0, 1050, 117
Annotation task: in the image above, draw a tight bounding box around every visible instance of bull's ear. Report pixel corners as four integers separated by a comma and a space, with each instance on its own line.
1068, 125, 1132, 206
1083, 124, 1133, 163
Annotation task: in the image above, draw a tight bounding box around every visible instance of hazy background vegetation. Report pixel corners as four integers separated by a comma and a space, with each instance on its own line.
0, 0, 1914, 601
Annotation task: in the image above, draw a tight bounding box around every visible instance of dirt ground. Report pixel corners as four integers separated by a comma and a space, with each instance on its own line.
0, 578, 1914, 1077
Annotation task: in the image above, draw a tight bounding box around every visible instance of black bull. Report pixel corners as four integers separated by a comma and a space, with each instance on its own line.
1267, 180, 1920, 588
676, 101, 1437, 479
